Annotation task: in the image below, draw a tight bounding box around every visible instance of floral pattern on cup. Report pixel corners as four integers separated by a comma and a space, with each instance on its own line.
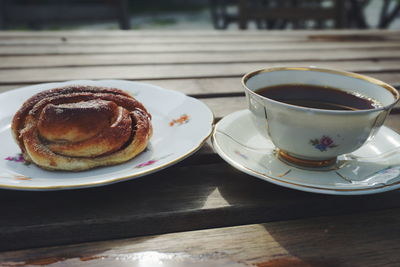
310, 136, 338, 152
169, 114, 190, 126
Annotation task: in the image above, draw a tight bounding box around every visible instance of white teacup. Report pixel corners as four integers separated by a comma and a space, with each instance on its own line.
242, 67, 400, 168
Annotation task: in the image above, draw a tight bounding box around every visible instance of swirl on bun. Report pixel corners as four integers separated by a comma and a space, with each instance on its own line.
11, 85, 152, 171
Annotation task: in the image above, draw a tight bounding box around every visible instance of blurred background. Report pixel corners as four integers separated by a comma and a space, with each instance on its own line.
0, 0, 399, 30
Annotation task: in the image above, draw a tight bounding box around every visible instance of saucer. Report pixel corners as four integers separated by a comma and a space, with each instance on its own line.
212, 109, 400, 195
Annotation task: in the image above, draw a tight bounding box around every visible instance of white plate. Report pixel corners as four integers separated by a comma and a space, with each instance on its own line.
0, 80, 214, 190
212, 109, 400, 195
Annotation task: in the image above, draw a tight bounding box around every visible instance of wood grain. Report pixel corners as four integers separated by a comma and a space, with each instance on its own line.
0, 208, 399, 266
1, 49, 400, 69
1, 160, 400, 252
1, 73, 400, 95
0, 29, 399, 41
0, 60, 400, 84
1, 42, 400, 56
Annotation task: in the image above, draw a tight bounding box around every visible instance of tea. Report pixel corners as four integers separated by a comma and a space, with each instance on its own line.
255, 84, 381, 110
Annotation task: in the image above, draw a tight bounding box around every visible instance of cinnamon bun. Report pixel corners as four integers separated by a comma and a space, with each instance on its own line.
11, 85, 152, 171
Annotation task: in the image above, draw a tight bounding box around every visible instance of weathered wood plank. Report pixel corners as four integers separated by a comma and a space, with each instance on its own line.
0, 208, 399, 267
0, 36, 310, 45
0, 60, 400, 84
0, 160, 400, 252
202, 96, 247, 118
0, 32, 399, 45
0, 29, 398, 38
0, 42, 399, 55
1, 49, 400, 69
1, 73, 400, 95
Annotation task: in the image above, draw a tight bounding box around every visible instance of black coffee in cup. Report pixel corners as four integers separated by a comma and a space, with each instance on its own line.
255, 84, 382, 111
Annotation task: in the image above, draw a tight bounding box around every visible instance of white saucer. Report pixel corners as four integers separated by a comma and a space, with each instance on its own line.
212, 109, 400, 195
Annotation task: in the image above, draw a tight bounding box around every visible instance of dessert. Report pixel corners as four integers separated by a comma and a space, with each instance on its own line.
11, 85, 152, 171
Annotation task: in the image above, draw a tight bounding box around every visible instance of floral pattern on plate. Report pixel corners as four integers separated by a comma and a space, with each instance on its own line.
5, 153, 26, 163
169, 114, 190, 126
134, 154, 173, 168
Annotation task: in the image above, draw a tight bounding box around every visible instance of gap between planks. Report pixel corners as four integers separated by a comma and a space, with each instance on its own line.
1, 42, 400, 56
2, 53, 400, 70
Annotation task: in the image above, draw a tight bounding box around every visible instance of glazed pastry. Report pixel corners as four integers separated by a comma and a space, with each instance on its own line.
11, 85, 152, 171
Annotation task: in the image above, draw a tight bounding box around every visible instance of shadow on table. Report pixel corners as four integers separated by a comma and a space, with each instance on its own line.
3, 157, 400, 253
255, 205, 400, 267
0, 164, 218, 251
216, 163, 400, 266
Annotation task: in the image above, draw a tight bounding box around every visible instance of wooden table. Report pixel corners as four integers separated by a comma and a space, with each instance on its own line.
1, 29, 400, 266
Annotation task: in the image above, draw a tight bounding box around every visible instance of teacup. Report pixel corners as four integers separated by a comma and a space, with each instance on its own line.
242, 67, 399, 168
